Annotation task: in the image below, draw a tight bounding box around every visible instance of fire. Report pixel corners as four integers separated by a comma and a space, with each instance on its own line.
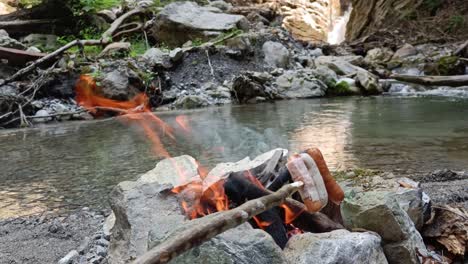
75, 75, 304, 234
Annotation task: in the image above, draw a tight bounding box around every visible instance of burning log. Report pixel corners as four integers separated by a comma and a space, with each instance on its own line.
133, 181, 304, 264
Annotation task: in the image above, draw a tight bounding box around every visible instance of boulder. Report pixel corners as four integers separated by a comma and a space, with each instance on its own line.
0, 34, 26, 50
310, 66, 339, 88
275, 69, 327, 98
138, 155, 200, 186
148, 221, 285, 264
151, 2, 248, 47
232, 72, 272, 103
262, 41, 290, 68
141, 48, 172, 69
202, 82, 231, 99
365, 48, 394, 64
100, 70, 136, 100
393, 44, 418, 59
107, 180, 185, 264
341, 191, 426, 264
32, 109, 52, 123
284, 230, 388, 264
355, 70, 382, 94
174, 95, 210, 109
169, 48, 184, 63
315, 56, 365, 75
21, 34, 59, 51
208, 0, 233, 12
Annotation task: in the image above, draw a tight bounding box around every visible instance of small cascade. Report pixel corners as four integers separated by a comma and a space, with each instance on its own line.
327, 7, 352, 45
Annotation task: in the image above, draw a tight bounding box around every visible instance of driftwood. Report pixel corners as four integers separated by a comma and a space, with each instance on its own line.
2, 7, 146, 85
390, 74, 468, 87
133, 182, 304, 264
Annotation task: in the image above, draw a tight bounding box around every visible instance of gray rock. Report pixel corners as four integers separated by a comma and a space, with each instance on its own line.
275, 69, 327, 98
26, 46, 42, 53
142, 48, 172, 69
152, 2, 248, 46
393, 44, 418, 59
107, 180, 185, 264
203, 82, 231, 99
102, 213, 115, 240
174, 95, 211, 109
0, 29, 8, 37
22, 34, 58, 50
138, 155, 200, 186
284, 230, 388, 264
33, 109, 51, 123
262, 41, 290, 68
0, 34, 26, 49
365, 48, 394, 64
100, 70, 132, 100
95, 245, 107, 257
341, 191, 426, 264
205, 148, 287, 187
151, 222, 285, 264
209, 0, 232, 12
169, 48, 184, 63
311, 66, 339, 88
58, 250, 79, 264
232, 72, 271, 103
225, 34, 253, 56
315, 56, 364, 75
355, 70, 382, 94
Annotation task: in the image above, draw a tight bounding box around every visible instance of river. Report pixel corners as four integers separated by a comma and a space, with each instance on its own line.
1, 95, 468, 218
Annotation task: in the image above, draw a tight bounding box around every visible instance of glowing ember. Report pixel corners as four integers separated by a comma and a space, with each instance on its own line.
253, 216, 272, 229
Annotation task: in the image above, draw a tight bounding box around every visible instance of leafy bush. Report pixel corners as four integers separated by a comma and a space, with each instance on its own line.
447, 15, 465, 32
423, 0, 443, 15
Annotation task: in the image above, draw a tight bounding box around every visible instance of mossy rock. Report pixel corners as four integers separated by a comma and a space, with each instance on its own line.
328, 80, 356, 96
436, 56, 465, 75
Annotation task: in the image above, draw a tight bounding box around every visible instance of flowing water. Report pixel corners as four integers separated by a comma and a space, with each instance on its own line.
2, 95, 468, 218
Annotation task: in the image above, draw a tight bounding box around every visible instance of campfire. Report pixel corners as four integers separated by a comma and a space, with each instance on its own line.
75, 75, 345, 263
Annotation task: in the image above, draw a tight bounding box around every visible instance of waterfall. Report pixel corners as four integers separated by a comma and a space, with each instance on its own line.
327, 7, 352, 45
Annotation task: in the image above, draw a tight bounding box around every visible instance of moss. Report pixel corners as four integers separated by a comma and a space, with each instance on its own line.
437, 56, 464, 75
328, 80, 355, 96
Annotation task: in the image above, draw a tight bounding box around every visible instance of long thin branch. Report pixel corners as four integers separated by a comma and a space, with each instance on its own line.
133, 182, 304, 264
454, 40, 468, 56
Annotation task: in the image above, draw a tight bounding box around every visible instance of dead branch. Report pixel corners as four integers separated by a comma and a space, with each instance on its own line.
2, 7, 146, 85
0, 19, 58, 27
390, 74, 468, 87
133, 182, 304, 264
454, 40, 468, 56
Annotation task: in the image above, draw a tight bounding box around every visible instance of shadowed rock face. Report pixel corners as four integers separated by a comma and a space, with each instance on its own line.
346, 0, 423, 40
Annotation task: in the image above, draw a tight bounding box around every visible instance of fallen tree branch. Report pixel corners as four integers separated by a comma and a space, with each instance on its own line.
454, 40, 468, 56
133, 181, 304, 264
390, 74, 468, 87
2, 7, 146, 85
0, 19, 58, 27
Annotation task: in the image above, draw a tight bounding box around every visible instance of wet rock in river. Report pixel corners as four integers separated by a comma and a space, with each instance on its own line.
232, 72, 272, 103
262, 41, 290, 68
151, 2, 248, 47
355, 70, 382, 94
284, 230, 388, 264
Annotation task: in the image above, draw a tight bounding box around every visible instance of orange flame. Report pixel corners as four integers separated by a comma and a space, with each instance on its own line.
75, 75, 305, 234
253, 216, 272, 229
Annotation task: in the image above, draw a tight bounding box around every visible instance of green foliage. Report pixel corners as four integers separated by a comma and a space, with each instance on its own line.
70, 0, 121, 16
423, 0, 443, 15
328, 80, 354, 96
18, 0, 42, 7
191, 38, 204, 47
129, 38, 148, 58
447, 15, 465, 32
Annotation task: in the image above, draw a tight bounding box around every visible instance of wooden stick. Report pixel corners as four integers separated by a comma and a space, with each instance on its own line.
390, 74, 468, 87
133, 182, 304, 264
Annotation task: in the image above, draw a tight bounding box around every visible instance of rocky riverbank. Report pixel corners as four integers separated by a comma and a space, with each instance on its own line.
1, 0, 467, 128
0, 153, 466, 264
